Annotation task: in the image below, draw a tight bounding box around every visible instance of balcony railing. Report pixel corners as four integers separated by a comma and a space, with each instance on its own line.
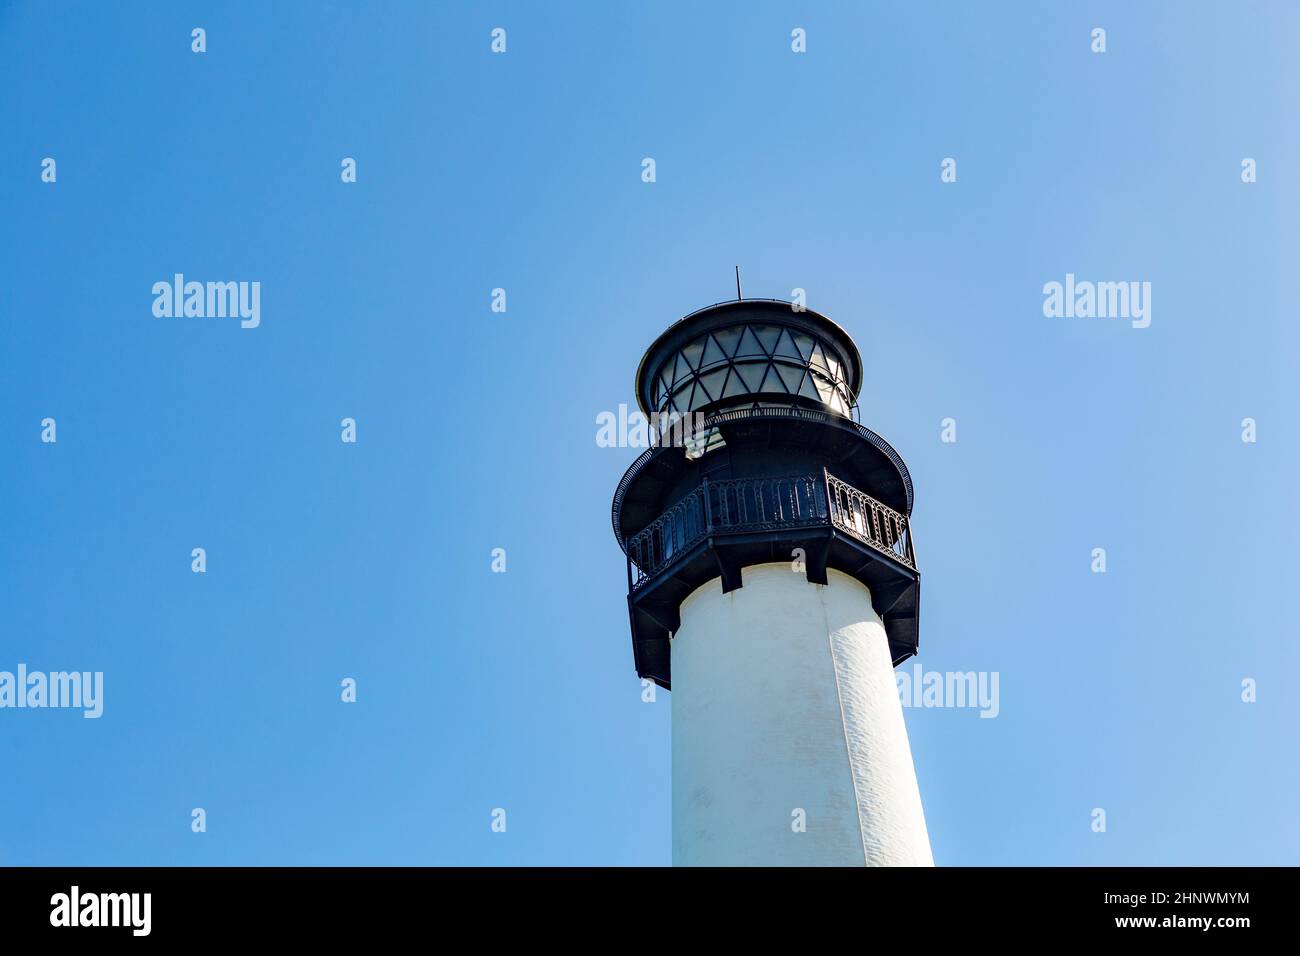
628, 470, 914, 591
825, 473, 915, 569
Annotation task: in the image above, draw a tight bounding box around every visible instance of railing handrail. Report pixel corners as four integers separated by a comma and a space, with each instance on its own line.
825, 471, 909, 526
628, 470, 914, 590
825, 470, 915, 569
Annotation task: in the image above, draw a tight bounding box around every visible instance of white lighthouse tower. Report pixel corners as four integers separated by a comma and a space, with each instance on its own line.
612, 297, 933, 866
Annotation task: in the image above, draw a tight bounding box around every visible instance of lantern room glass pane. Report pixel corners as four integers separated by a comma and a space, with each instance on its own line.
697, 367, 728, 403
823, 349, 842, 381
751, 325, 782, 355
700, 335, 727, 368
681, 338, 705, 370
812, 372, 835, 403
733, 361, 765, 391
735, 327, 766, 358
776, 362, 805, 394
720, 368, 748, 398
758, 364, 787, 393
773, 329, 802, 361
809, 342, 829, 373
713, 326, 743, 357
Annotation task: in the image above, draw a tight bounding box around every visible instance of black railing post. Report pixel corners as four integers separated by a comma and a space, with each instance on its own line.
702, 476, 713, 534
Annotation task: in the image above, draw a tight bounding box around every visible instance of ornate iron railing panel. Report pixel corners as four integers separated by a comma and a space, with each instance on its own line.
627, 487, 708, 588
705, 474, 827, 534
628, 471, 913, 591
826, 473, 915, 569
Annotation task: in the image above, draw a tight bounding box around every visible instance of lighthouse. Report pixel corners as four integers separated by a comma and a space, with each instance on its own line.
611, 295, 933, 866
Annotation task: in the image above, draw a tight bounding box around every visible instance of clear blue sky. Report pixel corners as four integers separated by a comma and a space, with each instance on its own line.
2, 1, 1296, 866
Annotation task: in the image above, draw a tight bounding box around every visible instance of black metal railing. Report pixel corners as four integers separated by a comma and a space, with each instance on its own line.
628, 470, 914, 591
705, 474, 828, 535
826, 473, 915, 569
626, 487, 708, 585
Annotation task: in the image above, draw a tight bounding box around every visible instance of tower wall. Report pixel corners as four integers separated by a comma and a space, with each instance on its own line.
671, 563, 934, 866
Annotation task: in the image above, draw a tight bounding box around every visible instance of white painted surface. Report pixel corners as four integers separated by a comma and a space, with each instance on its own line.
671, 563, 933, 866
